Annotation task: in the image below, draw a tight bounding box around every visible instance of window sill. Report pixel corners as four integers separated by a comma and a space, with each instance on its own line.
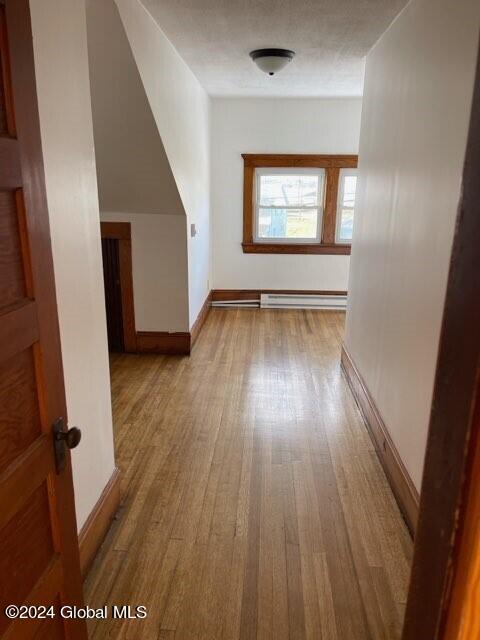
241, 242, 351, 255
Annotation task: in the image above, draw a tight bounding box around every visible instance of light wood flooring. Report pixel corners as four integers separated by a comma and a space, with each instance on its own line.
84, 309, 412, 639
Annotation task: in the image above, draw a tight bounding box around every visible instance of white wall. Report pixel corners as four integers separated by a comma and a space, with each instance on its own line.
87, 0, 190, 333
211, 98, 362, 290
345, 0, 480, 491
115, 0, 211, 327
100, 212, 190, 332
30, 0, 116, 530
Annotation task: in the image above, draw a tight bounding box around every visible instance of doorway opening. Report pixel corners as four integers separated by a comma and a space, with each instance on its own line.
100, 221, 136, 353
101, 237, 124, 352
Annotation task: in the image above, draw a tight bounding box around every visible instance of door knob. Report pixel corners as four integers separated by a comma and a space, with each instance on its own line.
52, 418, 81, 473
55, 425, 82, 449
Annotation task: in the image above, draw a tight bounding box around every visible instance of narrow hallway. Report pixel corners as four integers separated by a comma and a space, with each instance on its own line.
85, 309, 412, 639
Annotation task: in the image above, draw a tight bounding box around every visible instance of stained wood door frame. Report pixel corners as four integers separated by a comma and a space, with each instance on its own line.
402, 41, 480, 640
100, 222, 136, 352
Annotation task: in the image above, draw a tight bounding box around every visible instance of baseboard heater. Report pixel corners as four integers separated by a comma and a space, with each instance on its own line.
212, 294, 347, 310
260, 293, 347, 310
211, 300, 259, 308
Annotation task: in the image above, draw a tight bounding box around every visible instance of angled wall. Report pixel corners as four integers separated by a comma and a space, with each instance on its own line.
86, 0, 184, 217
86, 0, 189, 332
114, 0, 211, 327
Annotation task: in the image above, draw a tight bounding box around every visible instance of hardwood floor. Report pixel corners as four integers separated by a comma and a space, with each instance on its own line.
84, 309, 413, 639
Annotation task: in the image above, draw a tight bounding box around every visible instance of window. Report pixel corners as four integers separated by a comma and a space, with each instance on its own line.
254, 168, 325, 243
242, 154, 358, 255
336, 169, 357, 243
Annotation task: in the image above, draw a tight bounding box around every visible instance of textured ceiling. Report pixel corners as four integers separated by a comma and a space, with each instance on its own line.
138, 0, 408, 97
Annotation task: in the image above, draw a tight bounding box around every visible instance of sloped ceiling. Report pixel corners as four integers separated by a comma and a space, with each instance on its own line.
86, 0, 185, 216
138, 0, 408, 97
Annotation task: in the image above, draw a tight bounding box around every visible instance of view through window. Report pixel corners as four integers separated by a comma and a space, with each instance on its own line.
336, 169, 357, 242
255, 169, 325, 242
242, 154, 358, 254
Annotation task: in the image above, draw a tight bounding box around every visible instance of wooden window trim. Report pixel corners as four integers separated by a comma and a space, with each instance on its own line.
242, 154, 358, 255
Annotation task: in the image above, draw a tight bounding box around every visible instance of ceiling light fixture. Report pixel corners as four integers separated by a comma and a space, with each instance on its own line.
249, 48, 295, 76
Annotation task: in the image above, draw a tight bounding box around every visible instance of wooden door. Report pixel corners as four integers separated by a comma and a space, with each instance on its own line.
101, 238, 125, 353
0, 2, 87, 639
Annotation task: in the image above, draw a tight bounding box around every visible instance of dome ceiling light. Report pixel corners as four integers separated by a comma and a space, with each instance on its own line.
249, 48, 295, 76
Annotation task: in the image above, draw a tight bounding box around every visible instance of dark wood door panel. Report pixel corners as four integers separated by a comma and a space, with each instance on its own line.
0, 190, 28, 312
0, 4, 15, 138
0, 301, 39, 366
0, 347, 42, 473
0, 58, 8, 136
0, 436, 54, 534
0, 138, 21, 187
0, 482, 54, 635
35, 607, 65, 640
4, 590, 65, 640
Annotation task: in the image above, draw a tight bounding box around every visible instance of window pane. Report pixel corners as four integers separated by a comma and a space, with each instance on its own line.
338, 209, 354, 241
337, 172, 357, 242
258, 208, 318, 239
343, 176, 357, 207
259, 174, 319, 207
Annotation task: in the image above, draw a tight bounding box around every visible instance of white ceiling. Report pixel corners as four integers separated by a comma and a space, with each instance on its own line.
139, 0, 408, 97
